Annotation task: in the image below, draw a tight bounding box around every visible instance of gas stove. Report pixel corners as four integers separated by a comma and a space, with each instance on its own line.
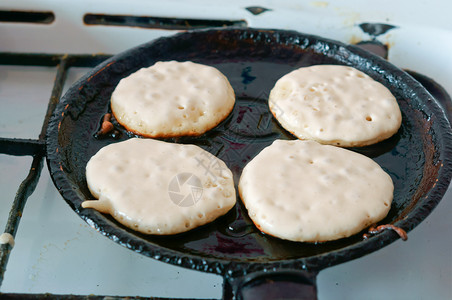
0, 1, 451, 299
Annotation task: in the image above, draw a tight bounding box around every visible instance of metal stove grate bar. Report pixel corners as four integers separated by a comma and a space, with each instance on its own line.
83, 13, 247, 30
0, 53, 73, 289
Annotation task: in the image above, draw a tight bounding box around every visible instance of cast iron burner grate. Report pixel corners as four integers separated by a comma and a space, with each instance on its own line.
0, 47, 450, 299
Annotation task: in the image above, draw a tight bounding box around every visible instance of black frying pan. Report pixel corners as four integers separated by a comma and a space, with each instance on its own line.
45, 28, 452, 299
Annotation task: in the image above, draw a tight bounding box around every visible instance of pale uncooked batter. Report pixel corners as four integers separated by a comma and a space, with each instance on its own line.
82, 138, 236, 235
239, 139, 394, 242
111, 61, 235, 138
269, 65, 402, 147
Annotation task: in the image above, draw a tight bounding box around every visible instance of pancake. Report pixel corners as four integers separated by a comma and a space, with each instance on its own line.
238, 139, 394, 242
111, 61, 235, 138
269, 65, 402, 147
82, 138, 236, 235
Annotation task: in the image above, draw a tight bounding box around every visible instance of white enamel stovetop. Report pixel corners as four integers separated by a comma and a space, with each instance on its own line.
0, 1, 451, 299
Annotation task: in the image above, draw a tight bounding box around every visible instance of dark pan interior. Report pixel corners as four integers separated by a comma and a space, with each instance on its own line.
46, 28, 452, 275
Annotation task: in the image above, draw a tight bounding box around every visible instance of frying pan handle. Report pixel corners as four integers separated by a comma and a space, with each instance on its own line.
223, 269, 318, 300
